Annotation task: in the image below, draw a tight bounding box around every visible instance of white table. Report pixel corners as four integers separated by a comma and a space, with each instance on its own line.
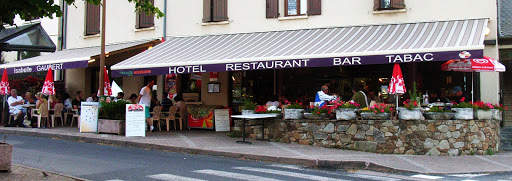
231, 114, 278, 144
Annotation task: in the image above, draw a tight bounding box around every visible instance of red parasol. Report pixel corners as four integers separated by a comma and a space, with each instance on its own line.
102, 67, 112, 96
42, 67, 55, 95
0, 69, 10, 95
388, 64, 406, 95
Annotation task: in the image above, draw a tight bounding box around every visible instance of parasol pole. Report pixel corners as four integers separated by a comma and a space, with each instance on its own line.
472, 72, 474, 103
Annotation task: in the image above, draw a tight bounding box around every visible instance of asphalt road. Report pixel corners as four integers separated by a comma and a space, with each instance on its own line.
4, 134, 512, 181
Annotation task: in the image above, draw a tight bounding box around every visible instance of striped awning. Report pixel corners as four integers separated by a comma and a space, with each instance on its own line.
111, 18, 488, 77
0, 39, 159, 74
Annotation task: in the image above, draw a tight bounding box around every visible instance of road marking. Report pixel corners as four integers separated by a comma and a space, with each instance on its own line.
234, 167, 348, 181
449, 173, 489, 178
345, 173, 401, 181
476, 155, 512, 169
394, 155, 437, 172
193, 169, 282, 181
147, 174, 206, 181
175, 133, 198, 148
410, 174, 444, 180
269, 142, 313, 158
268, 164, 305, 170
460, 179, 478, 181
106, 180, 124, 181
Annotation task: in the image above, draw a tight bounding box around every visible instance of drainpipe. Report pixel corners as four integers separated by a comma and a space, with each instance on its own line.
163, 0, 167, 41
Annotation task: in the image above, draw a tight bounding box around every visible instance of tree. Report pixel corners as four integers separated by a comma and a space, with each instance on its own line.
0, 0, 164, 30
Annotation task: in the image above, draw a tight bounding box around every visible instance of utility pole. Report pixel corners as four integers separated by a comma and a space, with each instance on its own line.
99, 0, 106, 96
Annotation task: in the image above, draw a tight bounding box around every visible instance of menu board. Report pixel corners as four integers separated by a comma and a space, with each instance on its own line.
214, 109, 230, 132
80, 102, 99, 133
125, 104, 146, 137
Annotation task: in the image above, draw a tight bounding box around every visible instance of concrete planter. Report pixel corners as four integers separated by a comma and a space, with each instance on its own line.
303, 113, 327, 120
284, 109, 303, 120
242, 110, 256, 115
452, 108, 474, 120
492, 109, 502, 121
424, 112, 454, 120
398, 108, 422, 120
475, 109, 492, 120
360, 112, 390, 120
336, 108, 357, 120
98, 119, 125, 135
0, 143, 12, 172
270, 113, 283, 119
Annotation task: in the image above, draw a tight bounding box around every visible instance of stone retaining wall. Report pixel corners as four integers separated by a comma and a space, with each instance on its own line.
233, 119, 500, 156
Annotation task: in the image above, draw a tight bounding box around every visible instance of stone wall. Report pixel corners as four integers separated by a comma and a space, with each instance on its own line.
233, 119, 500, 156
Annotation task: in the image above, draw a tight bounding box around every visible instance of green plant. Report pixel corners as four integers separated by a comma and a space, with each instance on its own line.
242, 99, 257, 110
338, 102, 360, 109
408, 82, 420, 103
494, 104, 508, 111
473, 101, 494, 111
360, 103, 392, 113
402, 99, 419, 110
308, 105, 333, 115
285, 101, 303, 109
426, 106, 451, 112
226, 132, 241, 138
99, 100, 129, 120
486, 148, 495, 155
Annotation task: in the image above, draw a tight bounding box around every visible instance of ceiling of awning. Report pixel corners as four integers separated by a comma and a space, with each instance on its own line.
0, 23, 56, 52
111, 18, 489, 77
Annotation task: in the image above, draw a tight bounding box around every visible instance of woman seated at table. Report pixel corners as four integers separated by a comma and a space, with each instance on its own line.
35, 92, 48, 114
24, 92, 36, 105
49, 95, 59, 109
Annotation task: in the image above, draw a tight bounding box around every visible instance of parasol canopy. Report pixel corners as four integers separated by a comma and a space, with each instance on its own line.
388, 64, 406, 95
42, 67, 55, 95
0, 69, 9, 95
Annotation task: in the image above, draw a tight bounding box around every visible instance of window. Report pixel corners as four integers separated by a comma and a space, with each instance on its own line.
136, 0, 155, 29
203, 0, 228, 23
85, 2, 100, 35
374, 0, 405, 11
284, 0, 321, 17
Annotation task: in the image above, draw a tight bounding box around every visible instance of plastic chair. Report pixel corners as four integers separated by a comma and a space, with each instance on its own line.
160, 106, 182, 131
150, 106, 163, 131
51, 103, 64, 127
8, 108, 17, 126
32, 103, 50, 128
69, 109, 80, 128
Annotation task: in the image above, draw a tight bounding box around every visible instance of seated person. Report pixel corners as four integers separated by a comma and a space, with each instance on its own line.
368, 90, 382, 107
314, 85, 336, 107
265, 96, 281, 109
7, 89, 26, 127
63, 93, 73, 110
161, 94, 174, 112
24, 92, 36, 104
35, 92, 48, 114
86, 92, 98, 102
128, 94, 138, 103
350, 86, 368, 108
150, 94, 161, 112
114, 92, 124, 102
72, 91, 84, 110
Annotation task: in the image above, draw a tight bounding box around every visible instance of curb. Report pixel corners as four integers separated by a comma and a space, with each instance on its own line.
14, 164, 90, 181
1, 129, 408, 173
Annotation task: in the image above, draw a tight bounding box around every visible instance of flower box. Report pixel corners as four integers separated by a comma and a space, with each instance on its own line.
303, 113, 327, 120
424, 112, 454, 120
242, 110, 256, 115
398, 108, 422, 120
492, 109, 502, 121
360, 112, 390, 120
98, 119, 125, 135
475, 109, 492, 120
284, 109, 303, 120
336, 108, 357, 120
451, 108, 473, 120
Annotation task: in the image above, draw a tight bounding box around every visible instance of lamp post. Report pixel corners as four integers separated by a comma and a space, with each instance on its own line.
99, 0, 106, 97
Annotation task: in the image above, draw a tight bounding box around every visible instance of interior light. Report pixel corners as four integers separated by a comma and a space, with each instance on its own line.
88, 59, 95, 63
148, 46, 153, 50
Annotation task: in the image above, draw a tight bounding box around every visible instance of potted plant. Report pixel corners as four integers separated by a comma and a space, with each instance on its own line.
242, 99, 257, 115
451, 97, 475, 120
398, 99, 422, 120
332, 99, 359, 120
98, 100, 129, 135
473, 101, 493, 120
304, 105, 331, 120
492, 104, 507, 121
255, 105, 282, 119
424, 106, 454, 120
284, 101, 304, 120
360, 103, 391, 120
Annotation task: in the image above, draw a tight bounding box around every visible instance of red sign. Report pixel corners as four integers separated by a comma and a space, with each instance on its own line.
209, 72, 219, 81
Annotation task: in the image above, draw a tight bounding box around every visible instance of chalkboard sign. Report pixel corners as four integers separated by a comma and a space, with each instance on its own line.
214, 109, 230, 132
80, 102, 99, 133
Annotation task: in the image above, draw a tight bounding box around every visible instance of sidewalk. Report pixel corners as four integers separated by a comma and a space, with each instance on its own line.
0, 164, 87, 181
1, 127, 512, 174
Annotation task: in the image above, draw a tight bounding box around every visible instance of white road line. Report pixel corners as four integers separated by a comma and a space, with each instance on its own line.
193, 169, 283, 181
460, 179, 479, 181
268, 164, 305, 170
476, 155, 512, 169
410, 174, 444, 180
147, 174, 206, 181
394, 155, 437, 172
269, 142, 314, 158
234, 167, 348, 181
345, 173, 401, 181
175, 133, 198, 148
449, 173, 489, 178
106, 180, 124, 181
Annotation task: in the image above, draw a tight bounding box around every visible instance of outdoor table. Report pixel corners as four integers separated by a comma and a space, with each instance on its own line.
231, 114, 277, 144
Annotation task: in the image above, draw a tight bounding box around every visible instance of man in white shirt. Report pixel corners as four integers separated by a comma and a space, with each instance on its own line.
137, 80, 155, 131
314, 85, 336, 107
7, 89, 26, 127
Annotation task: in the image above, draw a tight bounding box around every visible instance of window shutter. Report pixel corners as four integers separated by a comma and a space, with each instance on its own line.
212, 0, 228, 22
390, 0, 405, 9
203, 0, 212, 22
266, 0, 279, 18
85, 2, 100, 35
307, 0, 321, 15
137, 0, 154, 28
373, 0, 380, 11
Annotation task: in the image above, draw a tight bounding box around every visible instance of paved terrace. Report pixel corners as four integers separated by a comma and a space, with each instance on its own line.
1, 127, 512, 174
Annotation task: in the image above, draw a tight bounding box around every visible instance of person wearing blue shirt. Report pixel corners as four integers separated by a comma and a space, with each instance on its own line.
314, 85, 336, 107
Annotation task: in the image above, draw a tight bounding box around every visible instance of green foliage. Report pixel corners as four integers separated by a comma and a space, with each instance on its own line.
426, 106, 451, 112
408, 82, 420, 103
242, 99, 257, 110
226, 131, 241, 138
1, 0, 163, 30
486, 148, 495, 155
99, 100, 129, 120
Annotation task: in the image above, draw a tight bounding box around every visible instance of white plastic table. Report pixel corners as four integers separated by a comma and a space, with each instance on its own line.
231, 114, 277, 144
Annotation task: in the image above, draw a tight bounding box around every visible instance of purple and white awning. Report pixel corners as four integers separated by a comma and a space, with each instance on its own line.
111, 19, 489, 77
0, 39, 158, 74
